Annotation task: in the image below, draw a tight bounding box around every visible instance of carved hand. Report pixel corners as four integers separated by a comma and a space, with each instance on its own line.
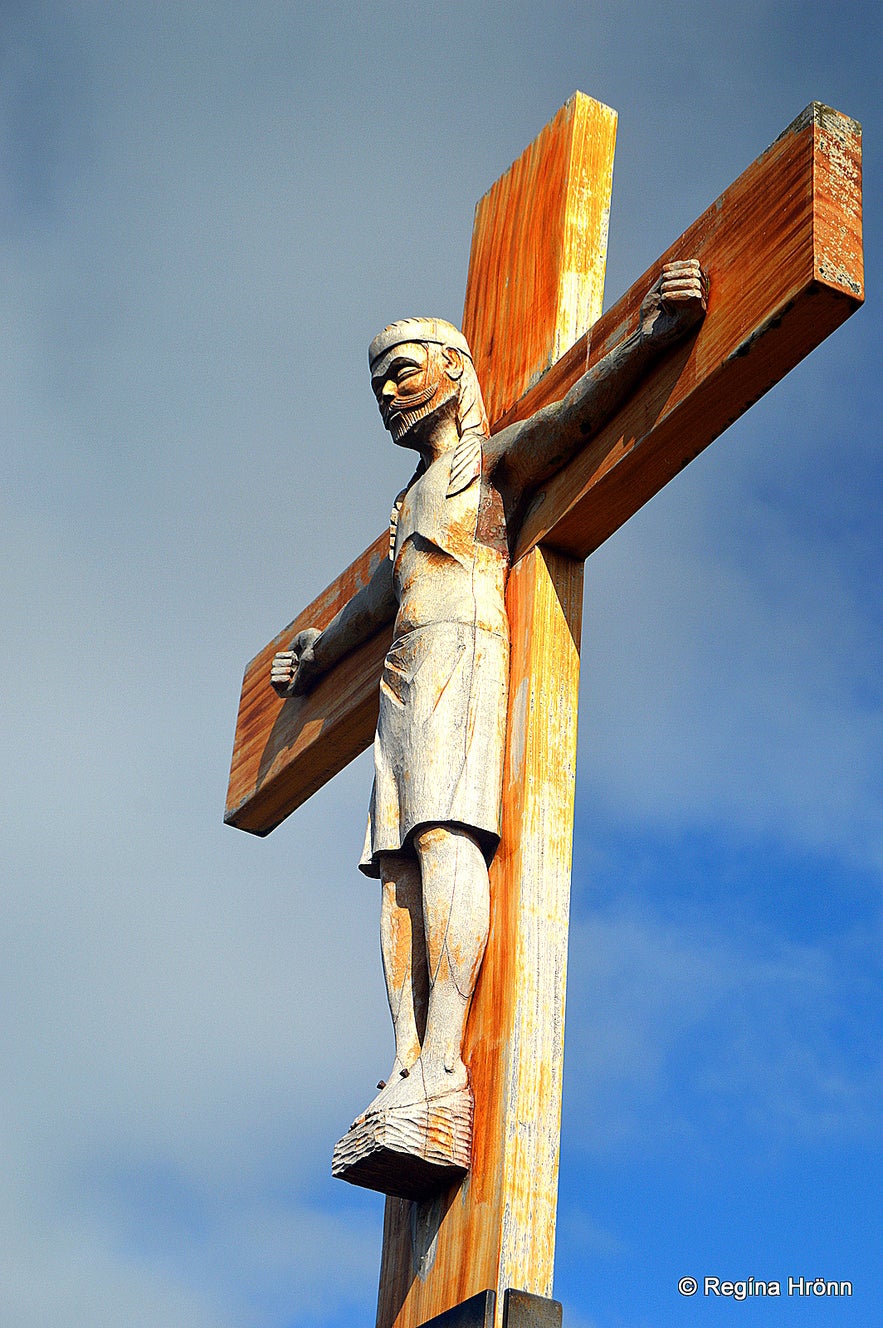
270, 627, 323, 697
639, 259, 707, 348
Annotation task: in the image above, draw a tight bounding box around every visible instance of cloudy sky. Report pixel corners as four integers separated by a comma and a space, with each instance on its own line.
1, 3, 880, 1326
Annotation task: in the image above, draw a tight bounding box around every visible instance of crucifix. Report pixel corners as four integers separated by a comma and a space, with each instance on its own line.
226, 96, 862, 1328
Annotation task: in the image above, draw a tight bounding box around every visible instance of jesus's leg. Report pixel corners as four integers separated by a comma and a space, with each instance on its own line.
378, 852, 428, 1086
349, 825, 489, 1119
334, 830, 483, 1184
413, 824, 489, 1098
368, 824, 489, 1111
348, 852, 429, 1126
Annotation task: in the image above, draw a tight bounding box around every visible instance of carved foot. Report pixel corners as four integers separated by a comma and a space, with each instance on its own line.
353, 1058, 414, 1127
352, 1056, 468, 1127
332, 1081, 473, 1201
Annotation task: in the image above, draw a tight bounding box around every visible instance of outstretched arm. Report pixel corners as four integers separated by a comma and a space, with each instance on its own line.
270, 554, 396, 697
490, 260, 707, 503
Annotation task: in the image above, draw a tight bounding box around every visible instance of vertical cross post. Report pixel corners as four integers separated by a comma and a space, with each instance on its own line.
375, 94, 618, 1328
224, 91, 862, 1328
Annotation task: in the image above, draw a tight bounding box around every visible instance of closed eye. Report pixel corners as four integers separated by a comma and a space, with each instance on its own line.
371, 355, 422, 401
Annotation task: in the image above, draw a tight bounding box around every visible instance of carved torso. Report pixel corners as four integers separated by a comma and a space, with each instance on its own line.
390, 438, 509, 640
359, 435, 511, 874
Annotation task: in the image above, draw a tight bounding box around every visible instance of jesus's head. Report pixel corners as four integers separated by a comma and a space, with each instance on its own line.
368, 318, 489, 453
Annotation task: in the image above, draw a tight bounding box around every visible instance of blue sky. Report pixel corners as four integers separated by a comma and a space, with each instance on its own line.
1, 3, 880, 1326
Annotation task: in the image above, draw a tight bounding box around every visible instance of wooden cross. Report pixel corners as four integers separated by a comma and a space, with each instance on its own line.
225, 95, 863, 1328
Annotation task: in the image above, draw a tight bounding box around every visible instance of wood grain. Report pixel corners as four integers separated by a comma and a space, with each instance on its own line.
225, 532, 389, 834
375, 547, 583, 1328
332, 1089, 473, 1202
463, 92, 617, 424
225, 102, 862, 838
511, 101, 864, 561
373, 93, 607, 1328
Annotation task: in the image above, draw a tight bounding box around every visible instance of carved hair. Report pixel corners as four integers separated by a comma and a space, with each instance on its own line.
452, 351, 490, 440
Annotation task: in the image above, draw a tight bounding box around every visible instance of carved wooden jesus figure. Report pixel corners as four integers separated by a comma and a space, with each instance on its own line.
271, 261, 706, 1188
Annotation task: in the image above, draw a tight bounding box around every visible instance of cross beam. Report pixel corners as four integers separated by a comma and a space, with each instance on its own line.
226, 101, 862, 840
225, 96, 862, 1328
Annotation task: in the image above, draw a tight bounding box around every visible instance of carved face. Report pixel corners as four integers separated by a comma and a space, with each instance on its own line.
371, 342, 459, 447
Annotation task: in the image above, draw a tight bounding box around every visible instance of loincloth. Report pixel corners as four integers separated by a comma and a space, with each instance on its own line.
359, 621, 509, 876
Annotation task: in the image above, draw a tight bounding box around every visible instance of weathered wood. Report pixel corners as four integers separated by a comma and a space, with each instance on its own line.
225, 92, 615, 838
225, 532, 388, 834
463, 92, 617, 424
372, 95, 606, 1328
332, 1088, 473, 1202
375, 545, 583, 1328
512, 102, 864, 561
225, 101, 862, 837
419, 1291, 497, 1328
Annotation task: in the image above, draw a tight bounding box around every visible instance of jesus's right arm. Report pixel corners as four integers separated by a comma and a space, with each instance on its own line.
270, 553, 397, 697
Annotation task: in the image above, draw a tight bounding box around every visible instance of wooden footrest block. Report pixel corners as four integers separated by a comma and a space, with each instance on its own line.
332, 1088, 473, 1201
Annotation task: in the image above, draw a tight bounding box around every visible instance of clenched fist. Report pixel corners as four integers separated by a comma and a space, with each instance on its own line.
639, 259, 707, 348
270, 627, 323, 697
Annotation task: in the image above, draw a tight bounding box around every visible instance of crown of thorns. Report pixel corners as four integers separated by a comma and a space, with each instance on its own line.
368, 318, 473, 368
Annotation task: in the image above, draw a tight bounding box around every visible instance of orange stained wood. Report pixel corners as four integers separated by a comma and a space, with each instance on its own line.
511, 101, 864, 561
376, 546, 583, 1328
375, 94, 613, 1328
226, 531, 388, 835
463, 92, 617, 424
225, 101, 863, 839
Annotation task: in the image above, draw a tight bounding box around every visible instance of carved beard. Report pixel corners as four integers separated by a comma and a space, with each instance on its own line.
386, 363, 457, 444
